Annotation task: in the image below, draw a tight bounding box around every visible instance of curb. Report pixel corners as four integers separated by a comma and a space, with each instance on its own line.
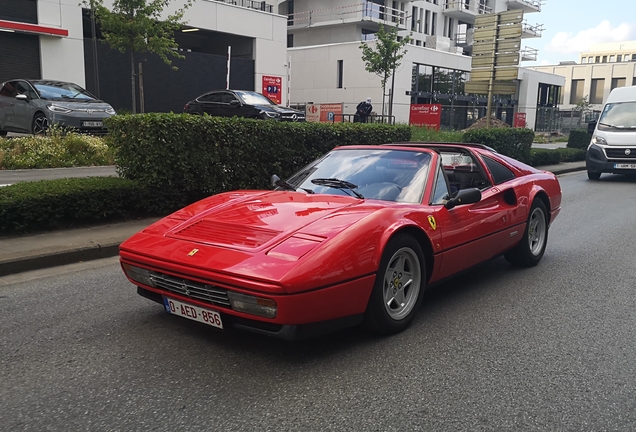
0, 242, 121, 277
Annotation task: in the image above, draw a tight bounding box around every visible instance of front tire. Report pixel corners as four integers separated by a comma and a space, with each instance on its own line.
365, 234, 426, 335
587, 170, 601, 180
32, 113, 49, 135
504, 199, 549, 267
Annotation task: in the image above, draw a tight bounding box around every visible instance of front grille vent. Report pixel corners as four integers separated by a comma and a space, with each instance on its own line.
605, 148, 636, 159
150, 272, 230, 307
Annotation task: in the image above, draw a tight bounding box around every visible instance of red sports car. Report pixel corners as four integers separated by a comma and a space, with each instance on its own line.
120, 143, 562, 340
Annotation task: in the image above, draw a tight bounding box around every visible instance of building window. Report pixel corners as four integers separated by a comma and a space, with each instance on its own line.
412, 6, 417, 31
581, 57, 587, 64
416, 40, 422, 46
337, 60, 343, 89
424, 10, 430, 34
590, 79, 604, 104
611, 77, 626, 91
431, 12, 437, 35
602, 55, 607, 63
419, 8, 423, 33
595, 56, 600, 63
287, 34, 293, 47
610, 55, 616, 62
570, 79, 584, 105
287, 0, 294, 26
617, 55, 622, 62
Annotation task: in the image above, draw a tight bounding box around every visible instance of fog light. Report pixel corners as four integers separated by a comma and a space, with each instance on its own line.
122, 263, 156, 288
227, 292, 277, 319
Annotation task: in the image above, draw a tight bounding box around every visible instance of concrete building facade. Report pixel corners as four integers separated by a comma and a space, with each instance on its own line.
277, 0, 563, 130
531, 41, 636, 111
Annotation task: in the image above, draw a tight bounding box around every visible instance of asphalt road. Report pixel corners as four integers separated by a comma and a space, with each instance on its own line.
2, 171, 636, 431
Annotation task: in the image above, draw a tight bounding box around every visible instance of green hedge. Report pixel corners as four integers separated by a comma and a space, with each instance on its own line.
567, 129, 592, 150
531, 147, 586, 166
0, 177, 203, 235
106, 114, 412, 194
462, 127, 534, 164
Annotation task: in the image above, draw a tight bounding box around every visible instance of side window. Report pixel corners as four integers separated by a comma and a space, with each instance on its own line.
221, 93, 238, 104
0, 82, 18, 97
482, 156, 516, 185
431, 165, 450, 205
199, 93, 222, 103
16, 82, 37, 99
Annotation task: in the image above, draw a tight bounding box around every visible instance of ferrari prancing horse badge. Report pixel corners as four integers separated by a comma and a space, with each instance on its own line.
428, 215, 437, 230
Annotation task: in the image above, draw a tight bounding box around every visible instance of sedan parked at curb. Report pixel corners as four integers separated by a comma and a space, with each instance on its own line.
120, 143, 562, 340
184, 89, 305, 121
0, 79, 116, 135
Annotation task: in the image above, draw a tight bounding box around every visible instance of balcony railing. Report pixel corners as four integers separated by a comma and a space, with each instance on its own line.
506, 0, 542, 13
521, 21, 543, 38
444, 1, 492, 18
211, 0, 273, 13
287, 2, 407, 29
520, 46, 538, 61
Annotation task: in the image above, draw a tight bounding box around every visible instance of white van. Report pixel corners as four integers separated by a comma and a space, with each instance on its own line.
586, 85, 636, 180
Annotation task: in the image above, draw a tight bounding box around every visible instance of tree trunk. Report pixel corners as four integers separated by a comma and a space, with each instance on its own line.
130, 51, 137, 114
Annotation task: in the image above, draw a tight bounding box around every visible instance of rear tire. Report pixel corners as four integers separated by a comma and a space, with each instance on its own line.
504, 199, 548, 267
0, 129, 7, 137
587, 170, 601, 180
365, 234, 426, 335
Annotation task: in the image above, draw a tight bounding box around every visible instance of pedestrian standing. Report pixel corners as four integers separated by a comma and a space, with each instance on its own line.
355, 97, 373, 123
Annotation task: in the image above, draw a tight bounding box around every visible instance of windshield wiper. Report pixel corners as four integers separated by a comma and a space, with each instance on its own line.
274, 179, 314, 194
311, 178, 364, 199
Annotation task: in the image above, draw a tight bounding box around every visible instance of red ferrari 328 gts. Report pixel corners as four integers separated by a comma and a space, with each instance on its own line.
120, 143, 562, 340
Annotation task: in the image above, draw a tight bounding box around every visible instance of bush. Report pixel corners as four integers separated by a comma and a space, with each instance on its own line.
0, 177, 204, 235
462, 127, 534, 164
567, 129, 592, 150
106, 114, 411, 194
0, 128, 114, 169
530, 147, 586, 166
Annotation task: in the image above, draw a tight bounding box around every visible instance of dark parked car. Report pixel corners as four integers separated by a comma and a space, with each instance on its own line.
0, 79, 116, 135
184, 89, 305, 122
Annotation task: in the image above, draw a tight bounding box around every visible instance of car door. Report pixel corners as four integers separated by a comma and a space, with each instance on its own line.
221, 92, 247, 118
0, 81, 19, 131
428, 151, 519, 280
13, 81, 38, 132
196, 92, 223, 117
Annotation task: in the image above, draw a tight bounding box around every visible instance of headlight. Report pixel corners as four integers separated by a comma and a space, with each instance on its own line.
122, 263, 156, 288
263, 111, 281, 119
227, 291, 277, 318
106, 107, 116, 115
47, 104, 72, 113
592, 135, 607, 145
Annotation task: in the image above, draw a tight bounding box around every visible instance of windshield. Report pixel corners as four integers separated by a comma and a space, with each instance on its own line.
33, 82, 96, 101
236, 91, 275, 106
284, 148, 432, 203
598, 102, 636, 129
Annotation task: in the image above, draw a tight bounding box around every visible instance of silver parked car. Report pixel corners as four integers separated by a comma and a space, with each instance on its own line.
0, 79, 116, 135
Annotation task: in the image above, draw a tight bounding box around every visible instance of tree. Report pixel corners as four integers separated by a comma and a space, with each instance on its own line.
359, 24, 411, 120
574, 95, 592, 128
83, 0, 194, 113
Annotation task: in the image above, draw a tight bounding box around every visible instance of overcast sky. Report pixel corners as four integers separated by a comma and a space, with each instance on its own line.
523, 0, 636, 66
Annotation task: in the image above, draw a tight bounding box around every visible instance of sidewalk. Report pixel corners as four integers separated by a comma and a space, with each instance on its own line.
0, 161, 586, 277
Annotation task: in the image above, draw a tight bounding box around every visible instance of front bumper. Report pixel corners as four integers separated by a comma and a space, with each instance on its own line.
125, 259, 375, 340
586, 144, 636, 174
49, 111, 112, 133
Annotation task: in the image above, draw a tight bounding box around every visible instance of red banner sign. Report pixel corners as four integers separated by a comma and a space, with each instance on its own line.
409, 104, 441, 129
262, 75, 282, 105
514, 112, 527, 128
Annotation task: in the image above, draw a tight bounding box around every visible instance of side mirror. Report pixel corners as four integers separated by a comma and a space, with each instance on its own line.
445, 188, 482, 210
271, 174, 281, 187
15, 94, 29, 101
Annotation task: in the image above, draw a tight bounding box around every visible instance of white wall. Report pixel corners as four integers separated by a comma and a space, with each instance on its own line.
38, 0, 86, 86
517, 69, 564, 130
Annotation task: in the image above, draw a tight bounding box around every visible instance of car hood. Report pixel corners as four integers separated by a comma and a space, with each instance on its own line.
595, 129, 636, 146
120, 190, 391, 292
40, 99, 114, 111
256, 104, 304, 115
